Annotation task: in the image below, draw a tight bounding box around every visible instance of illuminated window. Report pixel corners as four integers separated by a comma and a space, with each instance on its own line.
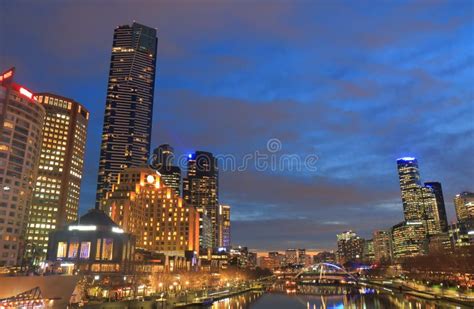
80, 241, 91, 259
68, 241, 79, 258
57, 242, 67, 258
95, 238, 101, 260
102, 238, 114, 260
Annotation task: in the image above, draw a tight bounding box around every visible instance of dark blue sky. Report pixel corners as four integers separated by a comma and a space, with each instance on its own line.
1, 1, 473, 250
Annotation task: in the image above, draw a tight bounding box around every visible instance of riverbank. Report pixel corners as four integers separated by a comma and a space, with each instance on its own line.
84, 283, 265, 308
365, 279, 474, 308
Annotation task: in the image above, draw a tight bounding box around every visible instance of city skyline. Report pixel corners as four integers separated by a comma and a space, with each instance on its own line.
1, 1, 473, 250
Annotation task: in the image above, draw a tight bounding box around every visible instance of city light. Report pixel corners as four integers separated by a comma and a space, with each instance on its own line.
112, 227, 124, 233
19, 87, 33, 99
68, 225, 97, 231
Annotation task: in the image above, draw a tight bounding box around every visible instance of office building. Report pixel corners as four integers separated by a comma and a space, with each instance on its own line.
448, 221, 474, 248
372, 230, 392, 262
391, 221, 427, 259
336, 230, 364, 264
183, 151, 219, 249
218, 204, 230, 247
454, 192, 474, 223
96, 22, 157, 209
424, 182, 448, 232
397, 157, 422, 221
0, 68, 45, 266
285, 248, 297, 265
26, 93, 89, 258
105, 166, 199, 257
297, 248, 307, 265
150, 144, 181, 196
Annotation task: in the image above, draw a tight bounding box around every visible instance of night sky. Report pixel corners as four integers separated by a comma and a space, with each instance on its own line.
1, 1, 473, 251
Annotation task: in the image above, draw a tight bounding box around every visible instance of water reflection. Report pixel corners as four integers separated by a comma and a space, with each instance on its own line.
205, 286, 469, 309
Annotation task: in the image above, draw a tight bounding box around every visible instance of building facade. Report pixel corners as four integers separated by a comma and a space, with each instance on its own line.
0, 69, 45, 266
454, 192, 474, 223
96, 22, 157, 209
26, 93, 89, 258
424, 182, 448, 232
105, 166, 199, 257
372, 230, 392, 262
391, 221, 427, 259
218, 204, 230, 247
183, 151, 219, 250
336, 230, 364, 264
46, 209, 135, 275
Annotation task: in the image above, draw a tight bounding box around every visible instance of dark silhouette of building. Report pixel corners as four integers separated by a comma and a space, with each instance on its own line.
424, 182, 448, 232
150, 144, 181, 196
183, 151, 219, 250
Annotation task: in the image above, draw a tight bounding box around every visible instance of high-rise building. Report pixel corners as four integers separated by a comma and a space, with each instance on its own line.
297, 248, 307, 265
424, 182, 448, 232
105, 166, 200, 257
218, 204, 230, 247
285, 249, 297, 265
454, 192, 474, 223
391, 221, 427, 259
336, 230, 364, 264
362, 239, 375, 263
0, 68, 45, 266
183, 151, 219, 250
150, 144, 181, 196
397, 157, 422, 221
396, 157, 442, 237
372, 230, 392, 262
96, 22, 157, 209
448, 221, 474, 248
26, 93, 89, 258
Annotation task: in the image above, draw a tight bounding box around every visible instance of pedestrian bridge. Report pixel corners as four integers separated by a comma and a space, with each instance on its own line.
294, 262, 358, 284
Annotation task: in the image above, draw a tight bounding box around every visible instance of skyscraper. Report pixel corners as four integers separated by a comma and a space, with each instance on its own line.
0, 68, 45, 266
218, 204, 231, 247
373, 230, 392, 262
96, 22, 157, 209
454, 192, 474, 223
424, 182, 448, 232
396, 157, 441, 236
183, 151, 219, 250
26, 93, 89, 257
336, 230, 364, 264
150, 144, 181, 196
396, 157, 422, 221
391, 221, 427, 259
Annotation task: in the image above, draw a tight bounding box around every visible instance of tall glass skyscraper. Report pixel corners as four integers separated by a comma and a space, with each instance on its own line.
396, 157, 422, 221
96, 22, 157, 209
424, 181, 448, 232
183, 151, 219, 250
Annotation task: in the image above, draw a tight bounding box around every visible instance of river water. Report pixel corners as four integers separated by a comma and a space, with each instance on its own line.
209, 288, 469, 309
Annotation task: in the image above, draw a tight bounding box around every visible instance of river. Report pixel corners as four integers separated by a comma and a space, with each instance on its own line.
209, 287, 470, 308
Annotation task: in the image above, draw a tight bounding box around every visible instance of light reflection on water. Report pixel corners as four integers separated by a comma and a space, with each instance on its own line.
206, 288, 468, 309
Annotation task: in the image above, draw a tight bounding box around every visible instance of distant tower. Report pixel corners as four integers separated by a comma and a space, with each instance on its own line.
96, 22, 158, 209
183, 151, 219, 250
150, 144, 181, 196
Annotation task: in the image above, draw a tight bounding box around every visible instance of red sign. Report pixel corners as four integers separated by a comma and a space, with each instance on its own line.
0, 67, 15, 83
